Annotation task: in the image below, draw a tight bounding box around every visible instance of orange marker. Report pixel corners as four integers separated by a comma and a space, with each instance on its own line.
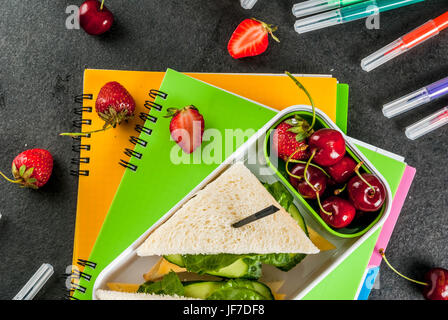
362, 11, 448, 72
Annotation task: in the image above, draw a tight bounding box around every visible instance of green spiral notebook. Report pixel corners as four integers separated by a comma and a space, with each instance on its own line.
72, 69, 403, 300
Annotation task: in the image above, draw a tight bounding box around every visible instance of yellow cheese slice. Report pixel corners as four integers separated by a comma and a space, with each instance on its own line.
308, 226, 336, 251
273, 293, 286, 300
106, 282, 140, 293
143, 258, 186, 281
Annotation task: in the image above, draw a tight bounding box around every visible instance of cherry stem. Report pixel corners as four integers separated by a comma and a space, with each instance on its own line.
100, 0, 105, 10
379, 249, 428, 286
59, 124, 113, 137
285, 71, 316, 134
285, 146, 309, 180
316, 191, 332, 216
0, 171, 21, 184
287, 159, 330, 178
334, 184, 347, 195
303, 150, 317, 192
354, 162, 375, 195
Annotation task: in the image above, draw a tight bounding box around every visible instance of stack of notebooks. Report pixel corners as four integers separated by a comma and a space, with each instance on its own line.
70, 68, 415, 300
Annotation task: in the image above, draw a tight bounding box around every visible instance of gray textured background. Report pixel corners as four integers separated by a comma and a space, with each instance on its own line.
0, 0, 446, 300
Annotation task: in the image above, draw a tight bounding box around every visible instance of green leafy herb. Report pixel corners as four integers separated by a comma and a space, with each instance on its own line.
183, 254, 243, 273
137, 271, 184, 296
264, 181, 293, 211
259, 253, 306, 271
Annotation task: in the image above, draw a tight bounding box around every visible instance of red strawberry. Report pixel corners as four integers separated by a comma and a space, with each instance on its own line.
0, 149, 53, 189
272, 116, 313, 161
228, 18, 280, 59
165, 105, 204, 154
95, 81, 135, 126
61, 81, 135, 137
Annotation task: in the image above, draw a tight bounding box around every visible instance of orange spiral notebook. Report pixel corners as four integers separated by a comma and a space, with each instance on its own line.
71, 70, 342, 276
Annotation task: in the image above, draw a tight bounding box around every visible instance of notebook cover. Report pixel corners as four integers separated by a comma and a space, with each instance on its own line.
302, 146, 406, 300
355, 165, 416, 300
74, 70, 405, 300
72, 69, 340, 299
72, 70, 340, 271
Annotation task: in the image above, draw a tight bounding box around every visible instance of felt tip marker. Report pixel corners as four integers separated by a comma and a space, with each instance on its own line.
292, 0, 363, 18
405, 107, 448, 140
362, 11, 448, 71
382, 77, 448, 118
240, 0, 258, 9
294, 0, 424, 34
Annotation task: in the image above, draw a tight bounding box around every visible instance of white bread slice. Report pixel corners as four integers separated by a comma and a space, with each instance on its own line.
96, 289, 200, 300
137, 163, 319, 256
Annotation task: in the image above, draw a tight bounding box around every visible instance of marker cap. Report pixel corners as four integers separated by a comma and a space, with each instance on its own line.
294, 9, 342, 34
292, 0, 339, 18
405, 107, 448, 140
382, 87, 430, 118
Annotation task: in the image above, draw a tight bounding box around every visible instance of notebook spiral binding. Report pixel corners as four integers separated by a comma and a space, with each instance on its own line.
68, 258, 97, 298
119, 89, 167, 172
69, 90, 167, 299
70, 94, 93, 177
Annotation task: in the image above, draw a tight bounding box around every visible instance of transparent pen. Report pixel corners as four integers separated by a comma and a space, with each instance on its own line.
294, 0, 424, 34
12, 263, 54, 300
382, 77, 448, 118
292, 0, 363, 18
362, 11, 448, 72
405, 107, 448, 140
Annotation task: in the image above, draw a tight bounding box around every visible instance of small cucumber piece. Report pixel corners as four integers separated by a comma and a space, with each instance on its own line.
183, 279, 274, 300
183, 281, 225, 299
287, 203, 308, 236
240, 280, 274, 300
164, 254, 185, 267
207, 287, 265, 300
206, 257, 262, 280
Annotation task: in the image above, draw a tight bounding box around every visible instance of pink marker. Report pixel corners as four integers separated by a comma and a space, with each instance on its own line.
405, 107, 448, 140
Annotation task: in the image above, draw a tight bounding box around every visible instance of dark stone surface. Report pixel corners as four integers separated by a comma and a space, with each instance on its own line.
0, 0, 446, 300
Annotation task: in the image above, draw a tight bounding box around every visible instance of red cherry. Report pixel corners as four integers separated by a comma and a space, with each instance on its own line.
289, 163, 327, 199
423, 268, 448, 300
319, 196, 356, 229
308, 128, 346, 166
380, 249, 448, 300
79, 0, 114, 35
326, 156, 357, 184
347, 173, 386, 212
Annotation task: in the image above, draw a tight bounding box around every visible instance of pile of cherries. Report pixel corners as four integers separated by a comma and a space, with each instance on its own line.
283, 126, 386, 229
276, 72, 386, 230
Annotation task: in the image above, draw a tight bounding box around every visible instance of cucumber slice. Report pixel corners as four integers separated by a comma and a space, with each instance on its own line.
183, 281, 224, 299
206, 257, 262, 279
287, 203, 309, 236
183, 279, 274, 300
231, 279, 274, 300
207, 287, 265, 300
164, 254, 185, 267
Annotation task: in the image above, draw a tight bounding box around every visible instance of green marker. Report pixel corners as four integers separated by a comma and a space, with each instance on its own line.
292, 0, 363, 18
294, 0, 425, 34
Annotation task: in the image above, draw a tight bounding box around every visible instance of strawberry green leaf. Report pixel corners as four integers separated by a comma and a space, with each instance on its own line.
19, 165, 26, 177
287, 126, 306, 134
27, 178, 37, 183
23, 167, 34, 179
164, 108, 179, 118
12, 163, 18, 177
295, 132, 307, 142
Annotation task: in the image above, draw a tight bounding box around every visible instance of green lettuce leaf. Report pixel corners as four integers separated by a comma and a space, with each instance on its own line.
182, 254, 244, 273
137, 271, 184, 296
264, 181, 293, 210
